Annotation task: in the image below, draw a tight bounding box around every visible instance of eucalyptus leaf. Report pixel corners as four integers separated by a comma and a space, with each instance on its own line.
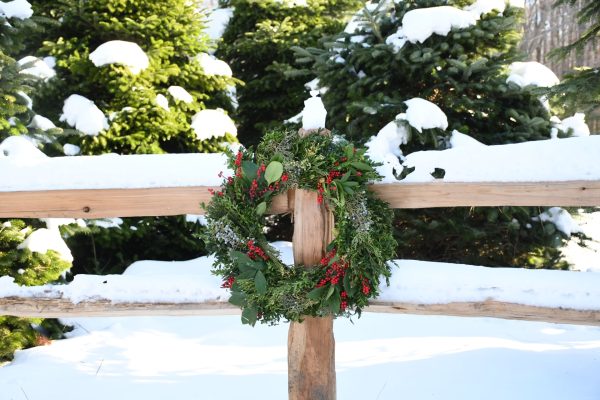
307, 286, 327, 300
228, 292, 246, 307
265, 161, 283, 184
255, 270, 267, 294
256, 202, 267, 215
242, 160, 258, 179
241, 307, 258, 326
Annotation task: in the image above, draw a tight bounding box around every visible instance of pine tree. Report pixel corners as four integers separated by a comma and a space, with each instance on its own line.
25, 0, 239, 274
29, 0, 238, 154
300, 0, 568, 269
216, 0, 362, 146
546, 0, 599, 117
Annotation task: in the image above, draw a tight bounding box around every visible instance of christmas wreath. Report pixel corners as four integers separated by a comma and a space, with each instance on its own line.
202, 129, 396, 325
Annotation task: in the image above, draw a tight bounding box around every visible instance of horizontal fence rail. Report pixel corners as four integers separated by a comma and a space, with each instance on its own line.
1, 296, 598, 326
1, 180, 600, 218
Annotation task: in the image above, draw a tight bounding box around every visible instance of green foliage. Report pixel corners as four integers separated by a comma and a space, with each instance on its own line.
0, 220, 72, 361
29, 0, 238, 154
546, 0, 600, 116
299, 0, 570, 269
203, 129, 396, 325
216, 0, 362, 145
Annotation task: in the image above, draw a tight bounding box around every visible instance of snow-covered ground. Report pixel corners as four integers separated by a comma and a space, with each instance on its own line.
1, 313, 599, 400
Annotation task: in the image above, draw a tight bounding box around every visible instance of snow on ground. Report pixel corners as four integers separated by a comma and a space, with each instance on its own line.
2, 242, 600, 310
89, 40, 149, 75
0, 314, 599, 400
563, 209, 600, 273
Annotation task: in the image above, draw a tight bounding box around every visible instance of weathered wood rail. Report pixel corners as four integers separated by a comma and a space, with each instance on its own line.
1, 180, 599, 218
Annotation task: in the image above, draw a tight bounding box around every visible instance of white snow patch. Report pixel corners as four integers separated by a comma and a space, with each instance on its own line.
507, 61, 560, 88
18, 56, 56, 80
449, 130, 486, 148
301, 91, 327, 130
563, 210, 600, 272
89, 40, 149, 75
89, 218, 123, 229
551, 113, 590, 138
402, 6, 478, 44
196, 53, 232, 76
191, 109, 237, 141
63, 144, 81, 156
155, 94, 169, 111
205, 7, 233, 41
168, 86, 194, 104
535, 207, 582, 237
401, 135, 600, 183
465, 0, 506, 16
365, 118, 409, 182
17, 228, 73, 262
29, 115, 56, 131
0, 0, 32, 19
18, 91, 32, 109
386, 29, 408, 52
0, 135, 47, 160
402, 98, 448, 133
185, 214, 208, 225
60, 94, 109, 136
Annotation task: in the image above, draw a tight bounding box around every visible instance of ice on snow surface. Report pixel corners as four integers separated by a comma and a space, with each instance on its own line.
60, 94, 109, 136
18, 56, 56, 80
0, 0, 32, 19
507, 61, 560, 88
89, 40, 150, 75
168, 86, 194, 104
196, 52, 232, 76
191, 109, 237, 141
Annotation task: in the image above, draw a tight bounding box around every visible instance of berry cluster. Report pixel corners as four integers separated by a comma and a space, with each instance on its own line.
247, 240, 269, 261
221, 276, 235, 289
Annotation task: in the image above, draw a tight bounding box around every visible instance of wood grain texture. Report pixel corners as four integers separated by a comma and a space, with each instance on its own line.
2, 297, 598, 326
289, 189, 336, 400
371, 180, 600, 208
1, 181, 599, 218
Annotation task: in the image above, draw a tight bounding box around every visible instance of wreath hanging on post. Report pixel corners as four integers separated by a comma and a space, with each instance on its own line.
202, 127, 396, 326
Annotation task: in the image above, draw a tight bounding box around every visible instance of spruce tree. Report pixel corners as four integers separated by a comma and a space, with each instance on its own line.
26, 0, 239, 274
546, 0, 599, 118
300, 0, 568, 269
0, 4, 71, 361
216, 0, 362, 146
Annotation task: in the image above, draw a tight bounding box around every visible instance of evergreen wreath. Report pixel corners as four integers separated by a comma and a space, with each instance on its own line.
202, 129, 396, 326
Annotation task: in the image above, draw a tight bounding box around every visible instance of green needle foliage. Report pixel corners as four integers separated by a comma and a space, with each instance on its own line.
299, 0, 569, 269
216, 0, 362, 146
546, 0, 600, 116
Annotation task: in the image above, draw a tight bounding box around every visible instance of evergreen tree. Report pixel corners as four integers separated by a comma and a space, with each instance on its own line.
216, 0, 362, 146
0, 5, 71, 361
300, 0, 568, 269
29, 0, 238, 154
26, 0, 240, 274
546, 0, 599, 118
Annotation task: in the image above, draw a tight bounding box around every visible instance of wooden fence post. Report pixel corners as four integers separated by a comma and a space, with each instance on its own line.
288, 183, 336, 399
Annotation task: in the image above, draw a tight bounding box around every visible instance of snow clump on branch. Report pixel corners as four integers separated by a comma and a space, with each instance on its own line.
89, 40, 150, 75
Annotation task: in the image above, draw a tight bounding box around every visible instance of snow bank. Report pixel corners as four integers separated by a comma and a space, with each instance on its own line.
0, 135, 47, 160
402, 98, 448, 133
1, 242, 599, 311
18, 56, 56, 80
168, 86, 194, 103
400, 133, 600, 183
0, 0, 32, 19
507, 61, 560, 88
191, 109, 237, 141
204, 7, 233, 41
196, 53, 232, 76
0, 152, 229, 191
60, 94, 109, 136
89, 40, 149, 75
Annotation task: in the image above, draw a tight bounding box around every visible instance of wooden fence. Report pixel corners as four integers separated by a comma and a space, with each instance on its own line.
2, 177, 600, 399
